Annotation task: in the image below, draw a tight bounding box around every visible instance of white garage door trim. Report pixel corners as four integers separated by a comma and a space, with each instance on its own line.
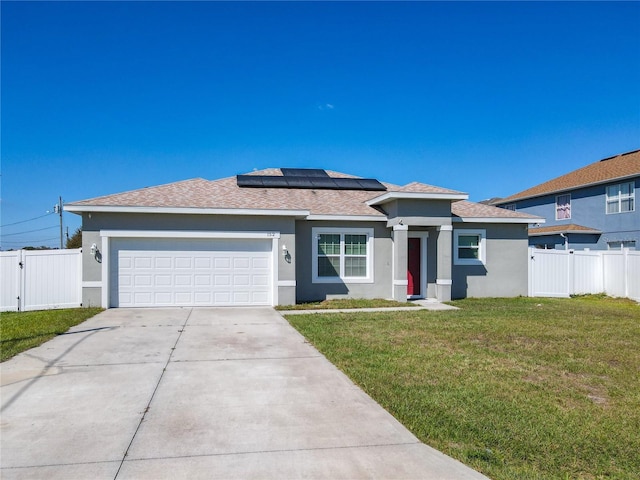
100, 230, 280, 308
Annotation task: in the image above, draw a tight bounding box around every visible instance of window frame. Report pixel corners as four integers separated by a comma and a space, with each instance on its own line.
555, 193, 571, 220
312, 227, 374, 283
454, 229, 486, 266
606, 182, 635, 215
607, 240, 636, 250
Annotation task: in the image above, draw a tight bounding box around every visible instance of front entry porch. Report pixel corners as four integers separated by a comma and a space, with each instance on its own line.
392, 225, 453, 303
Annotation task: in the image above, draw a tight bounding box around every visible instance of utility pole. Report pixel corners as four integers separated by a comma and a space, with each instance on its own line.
54, 197, 63, 249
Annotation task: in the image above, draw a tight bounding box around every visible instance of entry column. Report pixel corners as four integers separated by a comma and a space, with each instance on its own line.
392, 224, 408, 302
436, 225, 452, 301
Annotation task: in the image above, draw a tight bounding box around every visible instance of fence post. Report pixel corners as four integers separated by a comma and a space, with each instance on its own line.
623, 248, 629, 298
528, 247, 533, 297
568, 249, 575, 296
18, 250, 25, 311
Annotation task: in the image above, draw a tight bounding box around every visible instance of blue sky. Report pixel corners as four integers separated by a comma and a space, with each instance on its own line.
2, 1, 639, 249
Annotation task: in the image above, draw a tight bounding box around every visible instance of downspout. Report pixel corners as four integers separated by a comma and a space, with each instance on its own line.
560, 233, 568, 251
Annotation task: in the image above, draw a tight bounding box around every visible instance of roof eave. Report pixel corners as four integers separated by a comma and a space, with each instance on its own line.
453, 217, 545, 224
495, 173, 640, 205
64, 205, 310, 218
528, 228, 602, 237
366, 191, 469, 206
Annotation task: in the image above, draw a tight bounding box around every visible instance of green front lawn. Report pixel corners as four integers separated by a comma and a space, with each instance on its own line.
0, 308, 103, 362
276, 298, 418, 310
285, 296, 640, 479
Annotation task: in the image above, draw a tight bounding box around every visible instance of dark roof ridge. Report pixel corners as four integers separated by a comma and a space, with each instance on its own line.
600, 148, 640, 162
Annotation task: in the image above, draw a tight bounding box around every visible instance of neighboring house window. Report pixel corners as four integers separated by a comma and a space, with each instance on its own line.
503, 204, 516, 211
312, 227, 374, 283
556, 194, 571, 220
607, 240, 636, 250
454, 229, 486, 266
606, 182, 635, 214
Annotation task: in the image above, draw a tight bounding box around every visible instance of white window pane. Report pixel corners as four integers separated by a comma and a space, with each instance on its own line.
621, 198, 634, 212
458, 235, 479, 248
318, 256, 340, 277
344, 256, 366, 277
344, 234, 367, 255
607, 200, 619, 214
318, 234, 340, 255
607, 185, 618, 199
620, 182, 631, 195
458, 247, 479, 259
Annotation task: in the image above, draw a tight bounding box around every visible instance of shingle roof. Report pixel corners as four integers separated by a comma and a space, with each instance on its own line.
496, 149, 640, 204
528, 224, 602, 236
451, 200, 540, 221
68, 168, 536, 221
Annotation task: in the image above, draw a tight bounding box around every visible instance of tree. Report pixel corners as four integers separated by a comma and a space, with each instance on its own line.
66, 227, 82, 249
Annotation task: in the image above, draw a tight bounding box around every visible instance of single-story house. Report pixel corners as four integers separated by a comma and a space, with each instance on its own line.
65, 168, 542, 308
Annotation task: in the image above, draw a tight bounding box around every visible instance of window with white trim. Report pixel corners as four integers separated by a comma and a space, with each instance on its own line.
556, 194, 571, 220
606, 182, 635, 214
607, 240, 636, 250
454, 229, 486, 266
312, 227, 374, 283
503, 204, 516, 211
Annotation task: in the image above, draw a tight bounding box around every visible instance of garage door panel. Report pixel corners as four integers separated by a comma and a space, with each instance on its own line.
215, 258, 230, 269
155, 257, 172, 269
252, 275, 269, 286
135, 275, 152, 286
233, 275, 250, 286
134, 292, 153, 304
234, 257, 251, 269
252, 291, 269, 304
214, 292, 231, 304
175, 257, 192, 269
194, 257, 211, 269
214, 275, 231, 286
113, 239, 272, 307
135, 257, 152, 269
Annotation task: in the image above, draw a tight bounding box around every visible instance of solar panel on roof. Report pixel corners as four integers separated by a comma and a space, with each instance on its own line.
237, 172, 387, 191
281, 168, 329, 177
236, 175, 265, 187
331, 178, 355, 189
356, 178, 386, 190
284, 176, 315, 188
260, 176, 289, 188
310, 177, 338, 189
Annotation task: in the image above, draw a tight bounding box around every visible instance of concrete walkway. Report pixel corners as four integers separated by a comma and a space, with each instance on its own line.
1, 307, 485, 479
281, 299, 459, 315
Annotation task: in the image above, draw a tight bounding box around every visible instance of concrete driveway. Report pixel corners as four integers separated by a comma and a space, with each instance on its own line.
1, 308, 487, 479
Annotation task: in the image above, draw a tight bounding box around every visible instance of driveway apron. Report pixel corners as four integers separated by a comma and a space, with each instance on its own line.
1, 308, 487, 479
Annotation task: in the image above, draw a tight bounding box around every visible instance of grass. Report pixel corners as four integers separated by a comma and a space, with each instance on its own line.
0, 308, 103, 362
285, 296, 640, 479
275, 298, 418, 310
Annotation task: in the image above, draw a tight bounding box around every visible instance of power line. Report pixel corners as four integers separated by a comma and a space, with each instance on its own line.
1, 236, 59, 245
1, 212, 54, 228
1, 225, 58, 237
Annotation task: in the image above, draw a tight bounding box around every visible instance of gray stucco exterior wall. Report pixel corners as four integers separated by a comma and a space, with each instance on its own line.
294, 220, 393, 302
79, 212, 297, 306
385, 199, 453, 227
452, 223, 529, 299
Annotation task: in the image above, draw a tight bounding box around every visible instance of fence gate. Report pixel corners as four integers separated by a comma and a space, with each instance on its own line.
0, 249, 82, 312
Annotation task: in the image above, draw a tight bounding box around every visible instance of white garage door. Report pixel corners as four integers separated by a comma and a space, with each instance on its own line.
111, 238, 272, 307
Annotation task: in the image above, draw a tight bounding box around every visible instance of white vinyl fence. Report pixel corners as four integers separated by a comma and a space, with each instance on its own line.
0, 249, 82, 312
529, 247, 640, 301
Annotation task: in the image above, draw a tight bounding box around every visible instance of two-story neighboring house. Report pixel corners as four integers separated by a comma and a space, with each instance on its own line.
492, 149, 639, 250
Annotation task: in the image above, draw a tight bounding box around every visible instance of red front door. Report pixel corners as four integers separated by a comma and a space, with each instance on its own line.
407, 238, 421, 296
